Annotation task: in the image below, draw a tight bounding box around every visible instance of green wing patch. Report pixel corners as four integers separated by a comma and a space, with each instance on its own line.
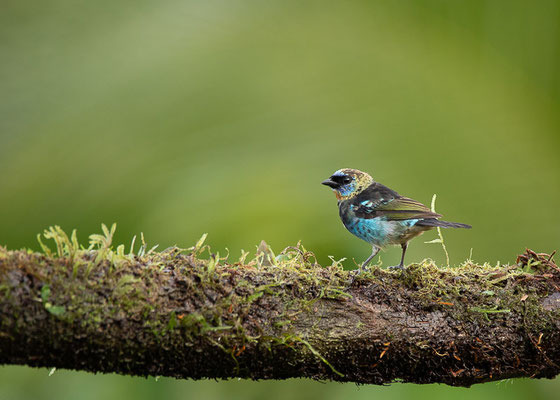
375, 197, 441, 220
355, 197, 441, 220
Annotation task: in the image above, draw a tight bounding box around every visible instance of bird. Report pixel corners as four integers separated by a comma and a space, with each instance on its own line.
322, 168, 471, 272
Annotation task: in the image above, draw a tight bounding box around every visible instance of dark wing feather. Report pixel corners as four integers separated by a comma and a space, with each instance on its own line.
351, 183, 398, 217
352, 183, 441, 221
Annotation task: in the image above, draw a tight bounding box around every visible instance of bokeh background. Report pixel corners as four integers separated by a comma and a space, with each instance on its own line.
1, 0, 559, 399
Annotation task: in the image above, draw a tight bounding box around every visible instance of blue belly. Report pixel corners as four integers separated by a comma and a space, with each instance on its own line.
343, 217, 420, 247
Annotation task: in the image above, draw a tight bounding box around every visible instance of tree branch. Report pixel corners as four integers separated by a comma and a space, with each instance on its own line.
0, 230, 559, 387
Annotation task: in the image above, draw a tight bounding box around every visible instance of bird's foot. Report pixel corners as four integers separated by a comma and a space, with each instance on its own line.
347, 270, 359, 284
387, 264, 405, 271
358, 264, 372, 274
349, 267, 366, 277
348, 265, 370, 283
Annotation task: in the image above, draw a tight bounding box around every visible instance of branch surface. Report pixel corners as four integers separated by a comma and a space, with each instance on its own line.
0, 232, 559, 387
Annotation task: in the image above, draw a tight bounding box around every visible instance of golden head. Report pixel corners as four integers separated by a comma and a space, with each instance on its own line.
321, 168, 374, 200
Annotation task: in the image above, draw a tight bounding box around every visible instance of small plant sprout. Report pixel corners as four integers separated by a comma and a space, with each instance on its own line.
328, 255, 347, 270
88, 223, 116, 263
188, 233, 209, 255
424, 194, 450, 266
129, 235, 137, 256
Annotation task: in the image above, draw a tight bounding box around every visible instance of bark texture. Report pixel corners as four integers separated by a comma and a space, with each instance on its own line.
0, 243, 559, 387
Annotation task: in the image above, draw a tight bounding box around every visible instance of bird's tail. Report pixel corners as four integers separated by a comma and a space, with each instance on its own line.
417, 219, 472, 229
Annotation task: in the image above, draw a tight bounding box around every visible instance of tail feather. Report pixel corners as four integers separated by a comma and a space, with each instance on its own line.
417, 218, 472, 229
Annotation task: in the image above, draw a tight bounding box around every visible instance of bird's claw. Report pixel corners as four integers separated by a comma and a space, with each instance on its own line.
349, 268, 365, 277
358, 265, 372, 274
348, 266, 369, 283
387, 264, 405, 271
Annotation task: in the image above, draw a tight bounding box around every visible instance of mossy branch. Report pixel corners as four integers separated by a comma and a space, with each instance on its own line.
1, 226, 559, 387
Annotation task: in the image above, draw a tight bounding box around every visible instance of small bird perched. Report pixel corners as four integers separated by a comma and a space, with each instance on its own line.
322, 168, 471, 272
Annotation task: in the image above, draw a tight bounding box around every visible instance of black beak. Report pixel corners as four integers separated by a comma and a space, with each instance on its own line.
321, 178, 339, 189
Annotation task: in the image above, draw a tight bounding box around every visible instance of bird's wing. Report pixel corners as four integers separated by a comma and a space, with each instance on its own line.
352, 183, 441, 221
372, 197, 441, 220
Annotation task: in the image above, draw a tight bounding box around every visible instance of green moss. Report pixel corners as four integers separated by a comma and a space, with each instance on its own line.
0, 284, 10, 301
114, 274, 140, 297
469, 306, 511, 322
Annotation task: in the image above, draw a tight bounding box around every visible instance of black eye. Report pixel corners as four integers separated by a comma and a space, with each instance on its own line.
330, 175, 353, 185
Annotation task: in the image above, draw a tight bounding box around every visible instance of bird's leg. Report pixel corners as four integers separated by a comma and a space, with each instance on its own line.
388, 243, 407, 270
359, 246, 379, 273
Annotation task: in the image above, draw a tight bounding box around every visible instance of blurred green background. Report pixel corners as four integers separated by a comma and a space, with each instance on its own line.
1, 0, 559, 398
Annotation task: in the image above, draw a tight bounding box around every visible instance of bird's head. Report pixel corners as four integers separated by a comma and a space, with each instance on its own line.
321, 168, 374, 200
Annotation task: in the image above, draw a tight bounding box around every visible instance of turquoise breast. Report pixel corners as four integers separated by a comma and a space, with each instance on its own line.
343, 217, 420, 247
